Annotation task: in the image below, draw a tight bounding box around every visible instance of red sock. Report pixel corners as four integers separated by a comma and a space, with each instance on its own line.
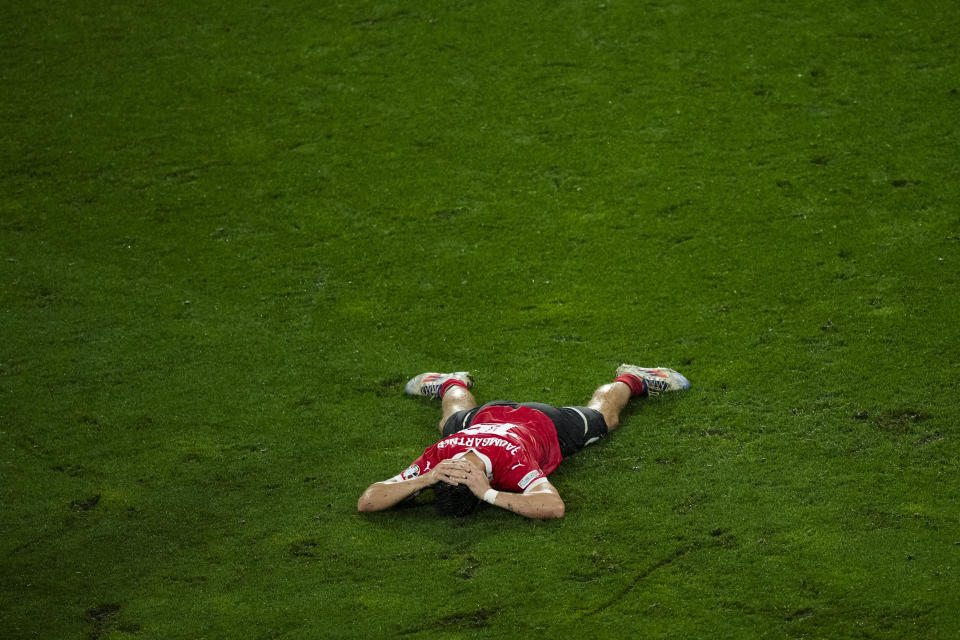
615, 374, 648, 397
439, 378, 469, 398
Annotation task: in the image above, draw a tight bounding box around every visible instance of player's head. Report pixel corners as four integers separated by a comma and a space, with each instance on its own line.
434, 482, 480, 517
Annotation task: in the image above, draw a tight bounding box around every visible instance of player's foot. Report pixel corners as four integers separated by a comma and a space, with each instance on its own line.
616, 364, 690, 396
404, 371, 474, 398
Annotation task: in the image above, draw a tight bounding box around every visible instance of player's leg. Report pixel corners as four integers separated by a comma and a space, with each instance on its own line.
587, 381, 632, 432
589, 364, 692, 431
439, 385, 477, 431
404, 371, 476, 432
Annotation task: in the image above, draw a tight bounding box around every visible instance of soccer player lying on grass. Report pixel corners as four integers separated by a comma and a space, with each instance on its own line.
358, 364, 690, 519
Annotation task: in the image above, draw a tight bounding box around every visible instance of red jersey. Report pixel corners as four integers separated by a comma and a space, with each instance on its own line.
396, 404, 563, 493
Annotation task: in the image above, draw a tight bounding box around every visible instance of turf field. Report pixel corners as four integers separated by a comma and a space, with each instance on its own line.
2, 1, 959, 638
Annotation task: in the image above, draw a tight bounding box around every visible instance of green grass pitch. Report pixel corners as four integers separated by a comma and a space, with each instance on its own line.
2, 1, 959, 638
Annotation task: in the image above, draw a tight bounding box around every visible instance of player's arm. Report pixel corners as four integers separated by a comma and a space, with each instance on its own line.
357, 459, 464, 512
484, 479, 566, 519
357, 473, 436, 512
447, 459, 565, 519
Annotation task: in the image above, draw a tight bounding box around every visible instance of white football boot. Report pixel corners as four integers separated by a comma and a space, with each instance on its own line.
404, 371, 474, 398
616, 364, 690, 396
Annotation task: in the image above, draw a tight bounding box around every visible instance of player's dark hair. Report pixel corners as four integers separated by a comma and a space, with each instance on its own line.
434, 482, 480, 517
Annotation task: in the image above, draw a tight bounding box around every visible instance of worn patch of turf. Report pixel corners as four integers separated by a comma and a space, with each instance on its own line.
2, 1, 958, 638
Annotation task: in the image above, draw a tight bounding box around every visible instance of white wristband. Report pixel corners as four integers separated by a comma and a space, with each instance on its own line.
482, 489, 499, 505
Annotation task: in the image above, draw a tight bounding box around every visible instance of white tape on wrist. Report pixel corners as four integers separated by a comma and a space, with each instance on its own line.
482, 489, 499, 505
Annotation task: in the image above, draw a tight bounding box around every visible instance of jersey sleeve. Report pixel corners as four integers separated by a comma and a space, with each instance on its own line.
494, 451, 546, 493
387, 453, 432, 483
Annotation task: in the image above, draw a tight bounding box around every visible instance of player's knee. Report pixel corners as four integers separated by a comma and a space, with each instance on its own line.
602, 411, 619, 431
